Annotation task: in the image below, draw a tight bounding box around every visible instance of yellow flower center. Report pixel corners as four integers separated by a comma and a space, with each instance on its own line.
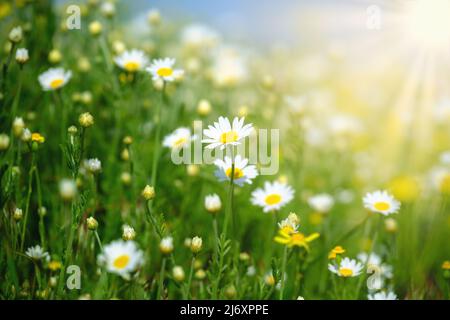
291, 233, 305, 245
339, 268, 353, 277
50, 78, 64, 89
113, 254, 130, 270
157, 67, 173, 77
225, 167, 244, 179
265, 193, 282, 205
173, 137, 187, 148
124, 61, 140, 72
374, 201, 390, 211
220, 131, 238, 144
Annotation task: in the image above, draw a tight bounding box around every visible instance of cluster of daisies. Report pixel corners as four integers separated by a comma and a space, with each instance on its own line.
37, 49, 183, 92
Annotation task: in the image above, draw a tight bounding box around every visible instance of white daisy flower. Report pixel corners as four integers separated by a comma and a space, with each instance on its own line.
368, 291, 397, 300
146, 57, 184, 82
114, 49, 149, 72
328, 257, 364, 277
307, 193, 335, 213
97, 239, 144, 279
202, 116, 253, 150
25, 245, 50, 261
251, 181, 295, 213
214, 155, 258, 186
38, 67, 72, 91
363, 190, 401, 215
86, 158, 102, 174
204, 194, 222, 213
163, 127, 195, 150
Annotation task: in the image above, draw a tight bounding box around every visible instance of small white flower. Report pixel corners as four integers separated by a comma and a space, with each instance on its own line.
363, 190, 401, 215
97, 240, 144, 279
307, 193, 334, 213
160, 236, 174, 254
246, 266, 256, 276
214, 155, 258, 186
86, 158, 102, 174
100, 1, 116, 17
38, 68, 72, 91
114, 49, 149, 72
251, 181, 294, 213
59, 179, 77, 201
204, 194, 222, 213
163, 127, 195, 150
368, 291, 397, 300
15, 48, 29, 64
146, 57, 184, 82
202, 116, 253, 150
328, 257, 364, 277
26, 245, 50, 261
21, 128, 31, 142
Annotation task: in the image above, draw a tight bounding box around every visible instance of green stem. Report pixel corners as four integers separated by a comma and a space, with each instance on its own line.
184, 256, 196, 299
94, 231, 103, 250
20, 153, 35, 251
157, 257, 167, 300
279, 246, 289, 300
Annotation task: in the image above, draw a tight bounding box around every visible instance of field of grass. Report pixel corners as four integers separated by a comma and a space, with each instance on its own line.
0, 0, 449, 300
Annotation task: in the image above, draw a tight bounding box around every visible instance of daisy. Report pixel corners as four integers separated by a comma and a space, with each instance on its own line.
307, 193, 335, 213
363, 190, 401, 215
38, 67, 72, 91
202, 116, 253, 150
25, 245, 50, 262
163, 127, 195, 150
97, 239, 144, 279
114, 49, 149, 73
251, 181, 294, 213
214, 155, 257, 186
328, 257, 364, 277
146, 57, 184, 82
204, 194, 222, 213
357, 252, 393, 285
368, 291, 397, 300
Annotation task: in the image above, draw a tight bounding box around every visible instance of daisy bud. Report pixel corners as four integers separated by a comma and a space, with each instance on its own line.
113, 41, 126, 55
197, 99, 211, 116
184, 237, 192, 248
12, 117, 25, 137
147, 9, 161, 26
159, 236, 174, 254
239, 252, 250, 262
100, 1, 116, 18
123, 136, 133, 145
225, 285, 237, 299
89, 21, 102, 36
86, 158, 102, 174
204, 194, 221, 214
68, 126, 78, 135
81, 91, 92, 105
21, 128, 31, 142
187, 164, 199, 177
13, 208, 23, 221
0, 133, 10, 151
78, 57, 91, 73
59, 179, 77, 201
9, 26, 23, 43
86, 217, 98, 230
141, 185, 155, 200
287, 212, 300, 226
195, 269, 206, 280
38, 207, 47, 217
49, 277, 58, 287
264, 273, 275, 286
48, 49, 62, 64
384, 218, 398, 233
190, 236, 202, 254
15, 48, 29, 64
121, 172, 131, 185
153, 78, 164, 91
79, 112, 94, 127
122, 225, 136, 241
120, 148, 130, 161
172, 266, 185, 282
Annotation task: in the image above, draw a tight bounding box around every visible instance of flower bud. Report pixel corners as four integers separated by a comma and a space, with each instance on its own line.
48, 49, 62, 64
86, 217, 98, 230
15, 48, 29, 64
79, 112, 94, 128
0, 133, 10, 151
197, 99, 211, 116
147, 9, 161, 26
172, 266, 185, 282
122, 225, 136, 241
190, 236, 202, 254
89, 21, 102, 36
38, 207, 47, 217
9, 26, 23, 43
59, 179, 77, 201
159, 236, 174, 255
141, 185, 155, 200
13, 208, 23, 221
204, 194, 221, 214
12, 117, 25, 137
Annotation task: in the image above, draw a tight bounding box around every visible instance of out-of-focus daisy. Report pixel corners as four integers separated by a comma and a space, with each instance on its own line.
214, 155, 257, 186
86, 158, 102, 174
38, 67, 72, 91
211, 47, 247, 87
97, 239, 144, 279
204, 194, 221, 213
202, 116, 253, 150
251, 181, 294, 213
368, 291, 397, 300
163, 127, 195, 150
307, 193, 334, 213
357, 252, 393, 282
159, 236, 174, 254
363, 190, 401, 216
146, 58, 184, 82
25, 245, 50, 261
114, 49, 149, 73
328, 257, 364, 277
181, 24, 219, 51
